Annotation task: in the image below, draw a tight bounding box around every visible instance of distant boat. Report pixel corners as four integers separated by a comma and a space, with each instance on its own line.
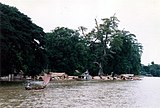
76, 70, 92, 81
25, 73, 51, 90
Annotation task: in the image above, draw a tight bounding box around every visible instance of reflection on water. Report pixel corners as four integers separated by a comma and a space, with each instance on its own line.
0, 77, 160, 108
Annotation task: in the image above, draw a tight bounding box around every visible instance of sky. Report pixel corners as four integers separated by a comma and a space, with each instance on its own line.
1, 0, 160, 65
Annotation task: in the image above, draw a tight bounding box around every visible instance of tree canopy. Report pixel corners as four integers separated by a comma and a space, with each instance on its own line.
1, 3, 143, 77
46, 27, 88, 75
46, 16, 143, 76
141, 62, 160, 77
0, 3, 47, 76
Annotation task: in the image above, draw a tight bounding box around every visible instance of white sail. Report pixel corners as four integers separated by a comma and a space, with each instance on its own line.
42, 74, 51, 85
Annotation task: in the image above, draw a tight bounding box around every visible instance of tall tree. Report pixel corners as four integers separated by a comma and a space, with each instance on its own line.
85, 16, 142, 75
46, 27, 88, 75
109, 30, 143, 75
85, 16, 122, 75
0, 3, 47, 76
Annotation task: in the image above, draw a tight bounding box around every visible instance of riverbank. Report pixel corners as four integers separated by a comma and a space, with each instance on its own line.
0, 75, 141, 83
0, 80, 25, 83
73, 75, 141, 81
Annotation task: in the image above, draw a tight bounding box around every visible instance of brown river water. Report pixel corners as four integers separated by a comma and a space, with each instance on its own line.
0, 77, 160, 108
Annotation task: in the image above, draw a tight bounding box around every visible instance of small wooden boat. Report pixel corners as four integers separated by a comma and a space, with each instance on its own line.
76, 70, 92, 81
25, 73, 51, 90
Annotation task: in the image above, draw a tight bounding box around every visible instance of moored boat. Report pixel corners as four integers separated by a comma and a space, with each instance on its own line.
76, 70, 92, 81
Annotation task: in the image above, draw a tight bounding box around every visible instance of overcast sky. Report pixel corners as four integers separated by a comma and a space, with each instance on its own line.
1, 0, 160, 65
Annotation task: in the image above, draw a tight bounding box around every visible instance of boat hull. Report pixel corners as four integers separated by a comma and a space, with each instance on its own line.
25, 81, 46, 90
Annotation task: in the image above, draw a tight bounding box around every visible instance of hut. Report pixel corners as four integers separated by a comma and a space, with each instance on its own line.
50, 72, 68, 80
120, 74, 134, 80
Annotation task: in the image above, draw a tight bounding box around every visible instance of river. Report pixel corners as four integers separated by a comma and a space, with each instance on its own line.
0, 77, 160, 108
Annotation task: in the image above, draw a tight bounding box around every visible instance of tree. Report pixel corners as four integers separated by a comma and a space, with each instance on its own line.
141, 62, 160, 77
0, 3, 47, 76
109, 30, 143, 75
84, 16, 119, 75
84, 16, 143, 75
149, 62, 160, 77
45, 27, 88, 75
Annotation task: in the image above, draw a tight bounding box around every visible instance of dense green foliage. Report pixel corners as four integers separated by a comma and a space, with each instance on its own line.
108, 30, 143, 75
141, 62, 160, 77
46, 27, 89, 75
0, 3, 47, 76
0, 3, 143, 76
84, 17, 142, 75
46, 16, 143, 76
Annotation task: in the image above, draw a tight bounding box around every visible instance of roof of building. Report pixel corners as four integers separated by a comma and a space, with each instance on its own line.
50, 72, 67, 77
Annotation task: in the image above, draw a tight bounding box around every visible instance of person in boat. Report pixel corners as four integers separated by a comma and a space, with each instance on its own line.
25, 72, 51, 90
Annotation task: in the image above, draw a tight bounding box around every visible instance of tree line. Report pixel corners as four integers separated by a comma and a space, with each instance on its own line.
0, 3, 143, 77
141, 62, 160, 77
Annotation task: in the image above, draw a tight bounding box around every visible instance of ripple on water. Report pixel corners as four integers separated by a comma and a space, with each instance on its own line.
1, 78, 160, 108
